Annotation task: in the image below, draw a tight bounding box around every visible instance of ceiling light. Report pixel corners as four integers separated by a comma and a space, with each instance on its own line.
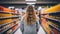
25, 0, 36, 1
8, 6, 14, 9
26, 3, 36, 4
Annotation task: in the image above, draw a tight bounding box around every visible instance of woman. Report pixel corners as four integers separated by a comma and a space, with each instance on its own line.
20, 5, 40, 34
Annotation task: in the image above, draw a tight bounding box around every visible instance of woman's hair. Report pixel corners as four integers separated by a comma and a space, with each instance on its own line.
23, 5, 37, 25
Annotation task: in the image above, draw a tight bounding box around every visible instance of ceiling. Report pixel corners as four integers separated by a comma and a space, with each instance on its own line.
0, 0, 60, 4
0, 0, 59, 9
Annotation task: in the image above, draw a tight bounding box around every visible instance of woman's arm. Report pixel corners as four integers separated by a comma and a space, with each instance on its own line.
36, 20, 40, 32
20, 21, 24, 32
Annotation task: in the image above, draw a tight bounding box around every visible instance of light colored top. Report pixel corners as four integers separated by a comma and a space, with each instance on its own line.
20, 20, 40, 34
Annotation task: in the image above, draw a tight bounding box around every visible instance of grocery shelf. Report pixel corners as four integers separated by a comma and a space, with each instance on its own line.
12, 16, 19, 18
0, 11, 13, 14
47, 21, 60, 32
0, 23, 18, 34
45, 4, 60, 14
48, 18, 60, 22
0, 11, 20, 15
47, 18, 60, 26
41, 24, 53, 34
41, 24, 49, 34
0, 19, 19, 27
46, 11, 60, 14
49, 11, 60, 17
0, 16, 19, 20
0, 6, 20, 34
41, 16, 60, 34
48, 11, 60, 14
11, 26, 20, 34
12, 13, 20, 15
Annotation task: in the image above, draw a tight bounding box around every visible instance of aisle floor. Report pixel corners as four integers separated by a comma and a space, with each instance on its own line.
14, 25, 46, 34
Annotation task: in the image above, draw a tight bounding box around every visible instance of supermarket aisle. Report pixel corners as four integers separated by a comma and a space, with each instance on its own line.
14, 24, 46, 34
38, 25, 46, 34
14, 28, 22, 34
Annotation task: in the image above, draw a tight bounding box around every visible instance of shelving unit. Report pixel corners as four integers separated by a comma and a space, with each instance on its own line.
0, 6, 20, 34
0, 23, 18, 34
47, 21, 60, 31
0, 20, 18, 27
41, 4, 60, 34
11, 26, 20, 34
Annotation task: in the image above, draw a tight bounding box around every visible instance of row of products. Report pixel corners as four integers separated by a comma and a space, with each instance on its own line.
0, 13, 19, 17
0, 6, 20, 24
49, 25, 60, 34
41, 17, 60, 34
0, 20, 19, 33
3, 23, 19, 34
7, 23, 19, 34
0, 17, 19, 24
0, 6, 20, 34
45, 4, 60, 14
48, 16, 60, 20
41, 18, 52, 34
0, 6, 20, 14
0, 19, 12, 24
41, 4, 60, 34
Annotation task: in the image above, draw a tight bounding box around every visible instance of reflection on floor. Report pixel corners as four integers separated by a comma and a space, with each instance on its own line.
14, 28, 22, 34
38, 25, 46, 34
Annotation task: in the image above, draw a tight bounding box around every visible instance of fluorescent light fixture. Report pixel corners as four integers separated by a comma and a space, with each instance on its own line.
26, 3, 35, 4
25, 0, 36, 1
8, 6, 14, 8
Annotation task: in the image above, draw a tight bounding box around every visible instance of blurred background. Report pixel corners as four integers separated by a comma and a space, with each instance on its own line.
0, 0, 60, 34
